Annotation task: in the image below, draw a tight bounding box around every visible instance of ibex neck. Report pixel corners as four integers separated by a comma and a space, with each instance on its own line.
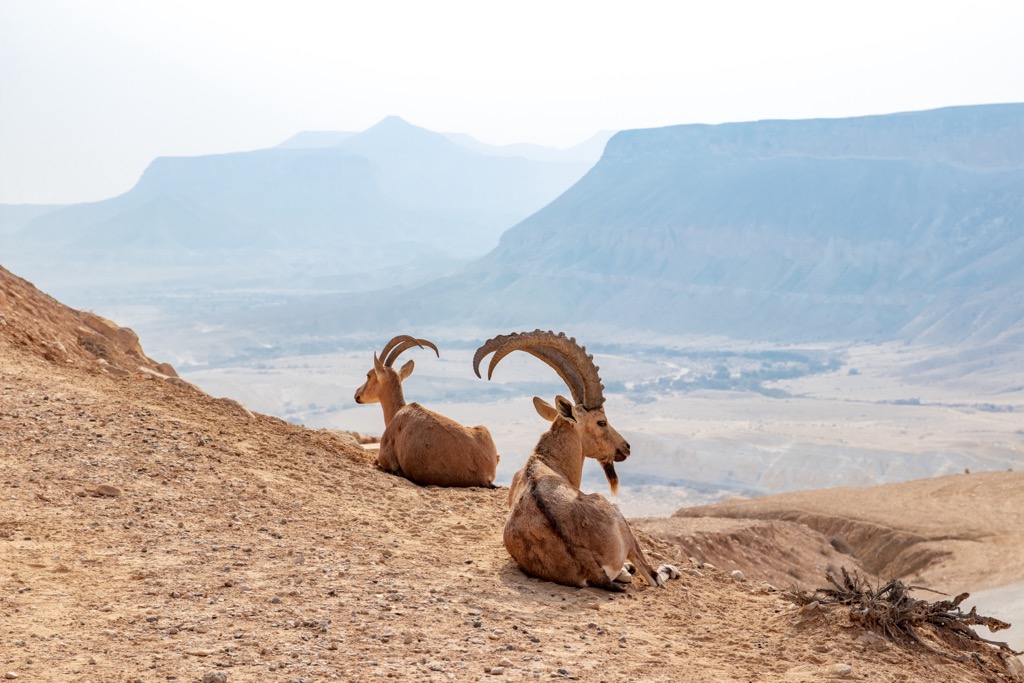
380, 382, 407, 426
535, 420, 584, 488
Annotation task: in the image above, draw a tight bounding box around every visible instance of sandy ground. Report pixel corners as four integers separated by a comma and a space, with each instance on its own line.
2, 264, 1022, 682
656, 471, 1024, 653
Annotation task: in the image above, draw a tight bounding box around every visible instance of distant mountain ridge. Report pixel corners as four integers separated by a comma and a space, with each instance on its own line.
291, 104, 1024, 350
277, 118, 613, 164
604, 104, 1024, 168
1, 117, 600, 293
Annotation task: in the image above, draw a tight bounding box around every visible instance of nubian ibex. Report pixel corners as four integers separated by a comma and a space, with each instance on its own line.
474, 330, 663, 591
355, 335, 499, 488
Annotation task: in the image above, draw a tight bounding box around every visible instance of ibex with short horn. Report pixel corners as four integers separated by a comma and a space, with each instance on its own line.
355, 335, 499, 488
475, 330, 662, 591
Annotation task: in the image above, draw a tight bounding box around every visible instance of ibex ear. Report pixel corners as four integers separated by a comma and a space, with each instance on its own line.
554, 395, 577, 423
532, 396, 558, 422
373, 352, 386, 379
398, 359, 415, 380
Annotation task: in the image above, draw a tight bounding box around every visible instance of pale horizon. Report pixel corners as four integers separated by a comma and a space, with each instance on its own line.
2, 0, 1023, 204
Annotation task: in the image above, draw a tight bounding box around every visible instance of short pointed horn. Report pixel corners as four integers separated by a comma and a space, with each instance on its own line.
473, 330, 605, 409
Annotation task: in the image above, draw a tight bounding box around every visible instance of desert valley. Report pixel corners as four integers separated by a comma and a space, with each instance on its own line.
6, 3, 1024, 680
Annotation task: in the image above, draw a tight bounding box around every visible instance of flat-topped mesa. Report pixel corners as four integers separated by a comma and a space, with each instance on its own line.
476, 330, 661, 591
354, 334, 499, 488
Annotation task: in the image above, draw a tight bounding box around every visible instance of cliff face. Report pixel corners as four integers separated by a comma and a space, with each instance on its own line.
380, 104, 1024, 346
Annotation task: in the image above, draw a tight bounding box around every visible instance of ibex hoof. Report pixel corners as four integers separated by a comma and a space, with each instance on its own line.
657, 564, 681, 583
615, 562, 636, 583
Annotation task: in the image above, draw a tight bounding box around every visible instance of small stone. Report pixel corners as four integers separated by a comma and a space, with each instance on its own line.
830, 664, 853, 678
684, 568, 703, 578
499, 658, 513, 667
730, 570, 745, 581
855, 632, 886, 650
270, 597, 282, 604
489, 666, 505, 675
92, 484, 122, 497
4, 673, 19, 680
201, 672, 228, 683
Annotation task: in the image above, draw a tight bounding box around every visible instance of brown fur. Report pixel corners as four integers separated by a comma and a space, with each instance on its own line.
507, 398, 624, 504
355, 348, 499, 488
504, 396, 662, 590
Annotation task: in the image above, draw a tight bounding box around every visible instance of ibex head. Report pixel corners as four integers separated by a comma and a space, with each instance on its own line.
474, 330, 629, 493
354, 335, 439, 405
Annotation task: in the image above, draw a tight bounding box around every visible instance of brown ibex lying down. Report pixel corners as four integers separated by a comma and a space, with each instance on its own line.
355, 335, 499, 488
475, 330, 663, 591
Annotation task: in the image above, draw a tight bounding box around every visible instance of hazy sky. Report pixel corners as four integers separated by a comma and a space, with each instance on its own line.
2, 1, 1023, 204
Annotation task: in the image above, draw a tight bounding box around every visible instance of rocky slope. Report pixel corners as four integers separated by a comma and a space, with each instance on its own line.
1, 264, 1020, 682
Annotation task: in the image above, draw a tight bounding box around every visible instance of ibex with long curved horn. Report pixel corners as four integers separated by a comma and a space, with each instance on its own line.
473, 331, 624, 499
475, 330, 662, 591
355, 335, 499, 488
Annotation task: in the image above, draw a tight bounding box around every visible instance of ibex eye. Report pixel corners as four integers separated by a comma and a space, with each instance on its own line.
597, 421, 607, 427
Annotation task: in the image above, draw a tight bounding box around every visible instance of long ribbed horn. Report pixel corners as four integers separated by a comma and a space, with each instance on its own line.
379, 335, 440, 367
473, 330, 605, 409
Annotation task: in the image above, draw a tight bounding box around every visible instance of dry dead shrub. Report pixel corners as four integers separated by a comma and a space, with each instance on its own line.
789, 567, 1022, 677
